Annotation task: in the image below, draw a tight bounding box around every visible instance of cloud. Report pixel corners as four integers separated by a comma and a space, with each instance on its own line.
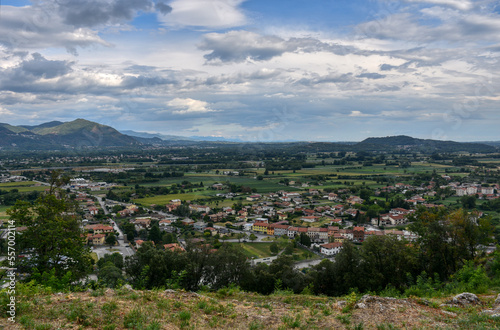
167, 98, 217, 114
0, 53, 74, 92
356, 8, 500, 45
357, 72, 386, 79
349, 111, 373, 117
56, 0, 153, 28
199, 30, 355, 63
0, 107, 14, 116
20, 53, 73, 79
158, 0, 247, 29
405, 0, 474, 11
297, 72, 355, 86
0, 4, 110, 54
155, 1, 173, 15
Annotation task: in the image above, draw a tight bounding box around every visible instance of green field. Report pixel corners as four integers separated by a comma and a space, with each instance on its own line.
0, 181, 47, 192
0, 181, 39, 187
230, 242, 275, 259
133, 190, 216, 206
0, 205, 10, 220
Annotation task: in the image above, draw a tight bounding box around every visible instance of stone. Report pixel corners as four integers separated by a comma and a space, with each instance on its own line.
123, 284, 134, 290
356, 302, 367, 309
494, 294, 500, 307
337, 300, 347, 308
446, 292, 480, 306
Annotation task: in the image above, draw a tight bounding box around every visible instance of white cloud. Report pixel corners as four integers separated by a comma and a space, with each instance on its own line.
159, 0, 247, 29
406, 0, 473, 11
349, 111, 373, 117
0, 106, 14, 116
0, 5, 110, 55
167, 98, 217, 114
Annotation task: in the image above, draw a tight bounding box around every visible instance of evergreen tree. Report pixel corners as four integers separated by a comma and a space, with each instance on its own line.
8, 171, 92, 282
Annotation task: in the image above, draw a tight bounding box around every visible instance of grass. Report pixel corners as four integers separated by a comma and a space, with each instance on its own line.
229, 242, 275, 259
0, 181, 40, 187
0, 205, 10, 220
6, 283, 500, 329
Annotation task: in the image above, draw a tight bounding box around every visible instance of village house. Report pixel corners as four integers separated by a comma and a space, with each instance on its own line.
189, 204, 211, 213
181, 218, 195, 226
301, 216, 320, 223
194, 221, 207, 231
320, 242, 343, 256
163, 243, 185, 252
252, 221, 269, 233
273, 224, 290, 236
134, 217, 151, 228
353, 226, 365, 243
287, 226, 299, 238
87, 233, 106, 245
85, 224, 114, 235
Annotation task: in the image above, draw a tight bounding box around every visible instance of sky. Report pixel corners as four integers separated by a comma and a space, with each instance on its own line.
1, 0, 500, 142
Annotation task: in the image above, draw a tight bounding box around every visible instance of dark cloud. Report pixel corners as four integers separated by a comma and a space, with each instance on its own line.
380, 64, 398, 71
357, 72, 386, 79
155, 2, 172, 15
0, 53, 74, 93
120, 75, 178, 89
199, 31, 358, 63
57, 0, 153, 28
297, 73, 355, 86
20, 53, 73, 79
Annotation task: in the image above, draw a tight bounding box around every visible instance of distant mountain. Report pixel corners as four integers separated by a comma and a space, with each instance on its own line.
20, 121, 64, 131
0, 123, 30, 134
358, 135, 497, 153
0, 121, 497, 153
120, 130, 193, 141
476, 141, 500, 147
0, 119, 139, 150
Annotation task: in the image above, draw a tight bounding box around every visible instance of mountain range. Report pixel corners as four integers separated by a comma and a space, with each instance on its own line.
0, 119, 498, 153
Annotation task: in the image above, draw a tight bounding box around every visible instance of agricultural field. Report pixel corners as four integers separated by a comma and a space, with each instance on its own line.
0, 181, 47, 192
229, 242, 318, 261
0, 205, 10, 220
230, 242, 275, 259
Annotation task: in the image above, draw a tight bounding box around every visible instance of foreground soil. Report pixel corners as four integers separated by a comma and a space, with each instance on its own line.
2, 286, 500, 329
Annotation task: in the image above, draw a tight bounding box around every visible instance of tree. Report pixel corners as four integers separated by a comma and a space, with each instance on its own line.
460, 195, 476, 209
97, 252, 124, 269
299, 232, 311, 247
148, 224, 162, 244
98, 262, 125, 288
106, 233, 117, 247
249, 233, 258, 242
270, 242, 279, 254
8, 171, 92, 282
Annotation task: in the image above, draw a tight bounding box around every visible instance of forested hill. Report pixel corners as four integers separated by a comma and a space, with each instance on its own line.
0, 119, 497, 153
357, 135, 498, 153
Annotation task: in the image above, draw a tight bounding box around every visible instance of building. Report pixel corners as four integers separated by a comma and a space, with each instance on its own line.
320, 242, 343, 256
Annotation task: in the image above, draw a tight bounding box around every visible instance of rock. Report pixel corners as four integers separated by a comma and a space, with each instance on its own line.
337, 300, 347, 308
105, 289, 114, 296
164, 289, 176, 293
494, 294, 500, 307
446, 293, 480, 306
359, 294, 375, 303
356, 302, 367, 309
123, 284, 134, 291
441, 310, 457, 317
481, 307, 500, 316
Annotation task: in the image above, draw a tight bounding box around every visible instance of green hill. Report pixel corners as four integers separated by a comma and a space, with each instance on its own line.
358, 135, 497, 153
